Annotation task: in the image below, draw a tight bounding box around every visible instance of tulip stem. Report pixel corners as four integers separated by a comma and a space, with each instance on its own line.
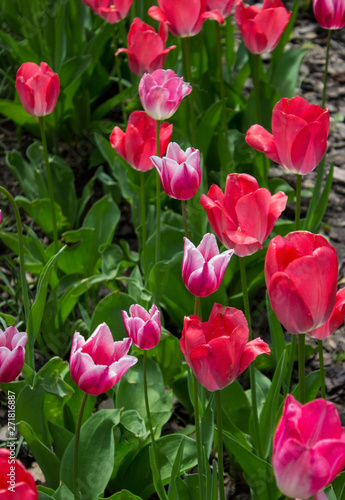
112, 23, 127, 126
239, 257, 262, 458
74, 392, 88, 500
140, 172, 147, 275
298, 334, 305, 403
295, 174, 302, 231
249, 53, 262, 125
215, 390, 225, 500
181, 200, 189, 238
194, 296, 200, 316
215, 21, 228, 182
194, 374, 205, 500
0, 186, 32, 368
182, 37, 197, 146
318, 339, 326, 398
155, 120, 161, 264
322, 29, 332, 109
285, 334, 297, 395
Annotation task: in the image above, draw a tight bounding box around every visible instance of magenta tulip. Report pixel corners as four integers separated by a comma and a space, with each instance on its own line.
246, 96, 330, 175
182, 234, 234, 297
265, 231, 338, 334
200, 173, 287, 257
109, 110, 173, 171
139, 69, 192, 121
150, 142, 201, 200
0, 326, 27, 383
148, 0, 224, 37
308, 288, 345, 340
16, 62, 60, 117
272, 395, 345, 499
81, 0, 133, 22
235, 0, 291, 54
0, 449, 38, 500
122, 304, 161, 350
69, 323, 137, 395
313, 0, 345, 29
206, 0, 237, 18
116, 18, 176, 76
180, 303, 270, 391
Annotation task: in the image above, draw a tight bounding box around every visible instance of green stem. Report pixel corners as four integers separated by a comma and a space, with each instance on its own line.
155, 120, 161, 264
38, 117, 58, 254
0, 186, 32, 368
298, 334, 305, 403
295, 174, 302, 231
249, 53, 262, 125
215, 390, 225, 500
322, 29, 332, 109
74, 392, 88, 500
215, 21, 227, 134
182, 37, 197, 146
318, 339, 326, 398
194, 296, 200, 316
285, 334, 296, 395
113, 23, 127, 126
194, 374, 205, 500
181, 200, 189, 238
140, 172, 147, 275
239, 256, 261, 457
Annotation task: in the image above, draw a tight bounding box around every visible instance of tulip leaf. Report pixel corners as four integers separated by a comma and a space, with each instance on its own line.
291, 370, 321, 403
17, 420, 60, 489
196, 100, 223, 158
0, 100, 38, 129
268, 48, 308, 99
47, 421, 74, 462
104, 492, 143, 500
34, 356, 74, 398
167, 438, 185, 500
52, 483, 74, 500
60, 409, 121, 499
89, 291, 136, 340
149, 446, 169, 500
146, 330, 183, 387
62, 372, 97, 433
59, 55, 92, 89
305, 162, 334, 233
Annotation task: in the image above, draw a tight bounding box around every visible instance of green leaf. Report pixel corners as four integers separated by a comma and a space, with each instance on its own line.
34, 357, 74, 398
291, 370, 321, 403
60, 55, 92, 89
52, 483, 74, 500
48, 421, 74, 461
104, 492, 143, 500
149, 446, 169, 500
168, 438, 185, 500
0, 100, 37, 128
90, 292, 136, 340
305, 163, 334, 233
120, 410, 146, 438
269, 48, 308, 98
196, 101, 223, 157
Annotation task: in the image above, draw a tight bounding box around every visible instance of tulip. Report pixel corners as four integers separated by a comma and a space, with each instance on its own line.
69, 323, 137, 395
180, 303, 270, 391
272, 395, 345, 499
139, 69, 192, 121
109, 110, 173, 171
0, 326, 27, 383
81, 0, 133, 23
182, 234, 234, 297
116, 18, 176, 76
150, 142, 201, 200
313, 0, 345, 29
200, 173, 287, 257
246, 96, 330, 175
122, 304, 161, 350
148, 0, 224, 38
15, 62, 60, 117
206, 0, 238, 18
265, 231, 338, 334
308, 287, 345, 340
0, 448, 38, 500
235, 0, 291, 54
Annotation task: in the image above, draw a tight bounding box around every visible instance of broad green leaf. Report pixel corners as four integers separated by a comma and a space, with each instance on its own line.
52, 483, 74, 500
196, 101, 223, 158
291, 370, 321, 403
15, 196, 68, 237
104, 492, 143, 500
0, 100, 37, 128
90, 291, 136, 339
168, 439, 185, 500
269, 48, 308, 98
149, 446, 169, 500
34, 357, 73, 398
59, 55, 92, 89
48, 421, 74, 462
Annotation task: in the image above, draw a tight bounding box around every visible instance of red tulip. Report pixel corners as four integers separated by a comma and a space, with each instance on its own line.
200, 173, 287, 257
109, 110, 173, 171
265, 231, 338, 334
206, 0, 238, 18
122, 304, 161, 350
272, 395, 345, 499
246, 96, 330, 175
313, 0, 345, 29
180, 303, 270, 391
0, 448, 38, 500
69, 323, 137, 395
116, 18, 176, 76
148, 0, 224, 37
235, 0, 291, 54
308, 288, 345, 340
81, 0, 133, 23
0, 326, 27, 383
16, 62, 60, 117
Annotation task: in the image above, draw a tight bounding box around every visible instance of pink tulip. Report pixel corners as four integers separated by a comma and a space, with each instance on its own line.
109, 110, 173, 171
148, 0, 224, 37
200, 173, 287, 257
246, 96, 330, 175
308, 287, 345, 340
81, 0, 133, 23
16, 62, 60, 117
150, 142, 201, 200
0, 448, 38, 500
313, 0, 345, 29
139, 69, 192, 121
122, 304, 161, 350
272, 395, 345, 499
206, 0, 238, 18
182, 234, 234, 297
235, 0, 291, 54
116, 18, 176, 76
0, 326, 27, 383
69, 323, 137, 395
180, 303, 270, 391
265, 231, 338, 334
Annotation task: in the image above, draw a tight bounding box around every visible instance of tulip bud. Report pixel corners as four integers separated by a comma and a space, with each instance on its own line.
313, 0, 345, 29
0, 326, 27, 383
122, 304, 161, 350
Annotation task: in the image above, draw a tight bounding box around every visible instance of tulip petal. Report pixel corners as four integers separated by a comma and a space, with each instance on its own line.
309, 287, 345, 339
238, 337, 270, 376
245, 124, 280, 164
